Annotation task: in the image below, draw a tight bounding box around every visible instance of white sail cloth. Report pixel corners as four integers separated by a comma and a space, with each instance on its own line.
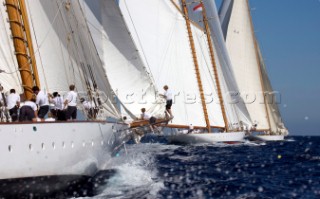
257, 44, 289, 135
79, 0, 164, 119
24, 0, 120, 118
0, 3, 22, 94
219, 0, 273, 131
119, 0, 225, 127
173, 0, 252, 130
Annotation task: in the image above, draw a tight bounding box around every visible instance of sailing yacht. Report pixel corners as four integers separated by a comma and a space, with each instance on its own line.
0, 0, 130, 193
219, 0, 289, 141
118, 0, 252, 144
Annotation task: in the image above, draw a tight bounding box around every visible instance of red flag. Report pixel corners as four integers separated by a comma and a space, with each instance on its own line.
193, 3, 203, 12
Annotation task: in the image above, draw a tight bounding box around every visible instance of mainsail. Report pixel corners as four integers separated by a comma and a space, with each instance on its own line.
219, 0, 288, 135
119, 0, 226, 128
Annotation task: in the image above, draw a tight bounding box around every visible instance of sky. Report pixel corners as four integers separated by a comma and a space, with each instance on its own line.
216, 0, 320, 135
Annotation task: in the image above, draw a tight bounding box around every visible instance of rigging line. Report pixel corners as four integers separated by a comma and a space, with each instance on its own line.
27, 0, 65, 91
54, 1, 72, 86
157, 16, 177, 84
56, 1, 79, 88
122, 0, 157, 89
54, 3, 70, 91
64, 1, 89, 92
69, 5, 96, 97
76, 0, 100, 87
0, 68, 19, 74
0, 7, 21, 85
195, 31, 216, 90
74, 4, 98, 93
79, 12, 112, 99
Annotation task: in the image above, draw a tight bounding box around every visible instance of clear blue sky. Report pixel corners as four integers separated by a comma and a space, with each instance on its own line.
216, 0, 320, 135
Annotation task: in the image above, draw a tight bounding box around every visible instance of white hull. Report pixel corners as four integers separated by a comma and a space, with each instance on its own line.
249, 134, 285, 141
167, 131, 245, 144
0, 121, 129, 180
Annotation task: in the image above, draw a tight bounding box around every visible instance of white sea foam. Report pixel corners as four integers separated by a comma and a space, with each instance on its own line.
92, 143, 169, 198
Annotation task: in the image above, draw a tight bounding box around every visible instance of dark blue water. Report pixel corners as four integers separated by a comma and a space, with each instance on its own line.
75, 136, 320, 199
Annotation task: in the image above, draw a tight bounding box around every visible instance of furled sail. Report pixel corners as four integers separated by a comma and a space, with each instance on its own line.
0, 4, 22, 93
79, 0, 164, 119
24, 0, 120, 118
219, 0, 270, 131
119, 0, 225, 127
220, 0, 288, 134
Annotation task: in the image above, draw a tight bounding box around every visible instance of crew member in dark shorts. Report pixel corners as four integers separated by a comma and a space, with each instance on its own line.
19, 98, 38, 121
32, 86, 49, 120
64, 84, 78, 120
160, 85, 173, 119
140, 108, 157, 132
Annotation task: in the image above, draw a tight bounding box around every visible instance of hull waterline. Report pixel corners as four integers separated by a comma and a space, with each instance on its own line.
167, 131, 245, 144
248, 134, 285, 141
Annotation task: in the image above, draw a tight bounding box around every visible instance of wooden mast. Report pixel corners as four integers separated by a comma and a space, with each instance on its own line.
245, 0, 272, 132
5, 0, 40, 99
200, 1, 229, 132
181, 0, 211, 132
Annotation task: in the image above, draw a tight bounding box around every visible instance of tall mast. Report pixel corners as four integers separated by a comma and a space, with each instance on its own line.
245, 0, 271, 132
5, 0, 40, 99
200, 1, 229, 131
181, 0, 211, 132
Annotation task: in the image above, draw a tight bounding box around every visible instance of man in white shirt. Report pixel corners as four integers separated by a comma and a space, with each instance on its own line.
80, 97, 97, 119
160, 85, 173, 119
32, 86, 49, 119
50, 92, 65, 120
64, 84, 78, 120
6, 89, 20, 122
140, 108, 157, 132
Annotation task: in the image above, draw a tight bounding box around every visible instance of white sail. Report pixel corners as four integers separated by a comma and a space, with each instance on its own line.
78, 0, 165, 119
119, 0, 227, 127
192, 26, 225, 127
257, 44, 289, 135
219, 0, 270, 130
25, 0, 119, 118
0, 3, 22, 93
173, 0, 252, 130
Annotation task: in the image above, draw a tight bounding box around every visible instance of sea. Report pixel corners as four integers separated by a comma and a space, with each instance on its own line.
58, 135, 319, 199
5, 136, 318, 199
